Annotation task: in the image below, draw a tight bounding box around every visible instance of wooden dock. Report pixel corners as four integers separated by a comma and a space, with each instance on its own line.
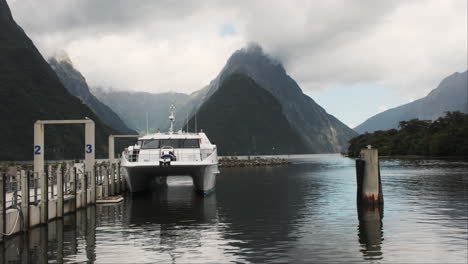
0, 161, 126, 242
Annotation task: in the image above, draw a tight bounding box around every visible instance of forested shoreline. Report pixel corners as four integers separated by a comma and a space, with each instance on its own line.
348, 112, 468, 157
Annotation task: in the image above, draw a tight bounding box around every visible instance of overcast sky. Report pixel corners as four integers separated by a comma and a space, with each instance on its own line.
7, 0, 467, 127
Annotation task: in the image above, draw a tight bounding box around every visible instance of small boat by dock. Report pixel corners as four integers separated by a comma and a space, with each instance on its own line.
120, 105, 219, 193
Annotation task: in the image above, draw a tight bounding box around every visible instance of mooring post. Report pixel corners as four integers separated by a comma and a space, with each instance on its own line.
88, 168, 95, 205
82, 171, 87, 207
110, 163, 115, 196
40, 169, 48, 224
115, 162, 122, 194
356, 146, 383, 205
103, 165, 109, 197
57, 165, 63, 218
48, 165, 53, 199
73, 167, 77, 211
21, 170, 30, 231
0, 172, 5, 242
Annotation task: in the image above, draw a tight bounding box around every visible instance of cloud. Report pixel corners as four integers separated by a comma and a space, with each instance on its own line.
6, 0, 467, 97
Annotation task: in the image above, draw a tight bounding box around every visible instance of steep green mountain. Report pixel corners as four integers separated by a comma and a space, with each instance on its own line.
49, 53, 136, 134
0, 0, 130, 160
355, 70, 468, 133
93, 88, 190, 133
184, 44, 357, 153
188, 73, 308, 155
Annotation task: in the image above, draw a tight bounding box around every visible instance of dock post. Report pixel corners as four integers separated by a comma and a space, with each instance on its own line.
48, 165, 53, 199
57, 165, 63, 218
73, 167, 77, 211
0, 172, 5, 242
21, 170, 30, 231
356, 146, 383, 206
82, 172, 87, 207
40, 169, 48, 224
110, 163, 115, 196
115, 162, 122, 194
103, 165, 109, 197
89, 167, 95, 204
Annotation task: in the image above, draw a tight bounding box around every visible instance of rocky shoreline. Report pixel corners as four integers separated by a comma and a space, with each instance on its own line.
218, 156, 291, 167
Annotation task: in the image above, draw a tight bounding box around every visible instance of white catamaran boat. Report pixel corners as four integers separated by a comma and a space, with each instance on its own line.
121, 105, 219, 193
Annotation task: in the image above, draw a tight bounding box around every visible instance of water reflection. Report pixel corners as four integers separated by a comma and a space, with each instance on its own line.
0, 206, 96, 264
127, 183, 218, 225
357, 204, 384, 260
0, 156, 466, 263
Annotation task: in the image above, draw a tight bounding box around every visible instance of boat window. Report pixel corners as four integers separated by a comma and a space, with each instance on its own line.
160, 139, 180, 148
181, 139, 200, 148
141, 139, 160, 149
157, 139, 200, 148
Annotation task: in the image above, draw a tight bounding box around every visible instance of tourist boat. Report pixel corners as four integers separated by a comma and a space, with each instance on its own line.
120, 105, 219, 193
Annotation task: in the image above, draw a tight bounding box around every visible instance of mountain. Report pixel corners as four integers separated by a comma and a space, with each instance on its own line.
184, 44, 357, 153
49, 52, 135, 134
93, 88, 190, 133
355, 70, 468, 134
0, 0, 129, 160
188, 73, 308, 155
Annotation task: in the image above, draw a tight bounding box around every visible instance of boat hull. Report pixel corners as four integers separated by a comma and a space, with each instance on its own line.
122, 164, 219, 193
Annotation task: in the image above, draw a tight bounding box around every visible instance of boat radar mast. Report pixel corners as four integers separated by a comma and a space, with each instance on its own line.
169, 104, 175, 134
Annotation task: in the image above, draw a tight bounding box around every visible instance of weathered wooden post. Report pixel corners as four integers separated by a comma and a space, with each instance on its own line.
110, 163, 115, 196
73, 167, 78, 211
0, 172, 5, 242
48, 165, 53, 199
115, 162, 121, 195
57, 164, 63, 218
356, 145, 383, 206
103, 165, 109, 197
21, 170, 30, 231
40, 169, 48, 224
89, 166, 96, 205
81, 172, 87, 208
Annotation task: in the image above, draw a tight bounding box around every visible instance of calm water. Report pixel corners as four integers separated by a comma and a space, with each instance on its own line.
2, 154, 467, 263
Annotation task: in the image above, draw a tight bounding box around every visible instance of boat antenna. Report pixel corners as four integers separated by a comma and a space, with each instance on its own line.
169, 103, 175, 134
186, 112, 189, 133
195, 111, 197, 133
146, 112, 149, 135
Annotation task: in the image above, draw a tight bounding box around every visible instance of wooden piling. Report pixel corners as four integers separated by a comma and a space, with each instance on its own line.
40, 170, 48, 224
115, 162, 122, 194
57, 165, 63, 218
81, 172, 87, 208
110, 163, 115, 196
103, 165, 109, 197
73, 167, 78, 211
90, 165, 96, 204
48, 165, 53, 198
21, 170, 30, 230
356, 147, 383, 206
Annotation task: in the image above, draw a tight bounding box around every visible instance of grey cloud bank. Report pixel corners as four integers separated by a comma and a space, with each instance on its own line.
6, 0, 467, 99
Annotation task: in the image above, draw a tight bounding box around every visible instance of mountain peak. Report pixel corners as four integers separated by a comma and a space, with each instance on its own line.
0, 0, 14, 22
227, 43, 282, 69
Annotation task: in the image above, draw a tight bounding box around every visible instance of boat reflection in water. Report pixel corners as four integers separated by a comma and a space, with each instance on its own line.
357, 204, 384, 261
126, 176, 218, 225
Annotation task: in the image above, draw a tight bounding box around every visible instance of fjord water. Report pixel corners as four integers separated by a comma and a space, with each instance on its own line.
2, 154, 467, 263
